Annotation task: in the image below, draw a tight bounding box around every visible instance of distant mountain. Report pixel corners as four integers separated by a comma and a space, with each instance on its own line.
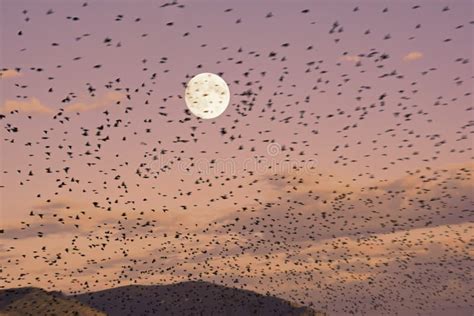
73, 281, 326, 316
0, 287, 105, 316
0, 281, 327, 315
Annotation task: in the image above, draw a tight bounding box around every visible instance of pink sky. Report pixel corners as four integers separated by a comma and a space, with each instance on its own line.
1, 0, 473, 315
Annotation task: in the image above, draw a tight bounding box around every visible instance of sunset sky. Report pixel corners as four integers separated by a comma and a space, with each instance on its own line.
1, 0, 473, 315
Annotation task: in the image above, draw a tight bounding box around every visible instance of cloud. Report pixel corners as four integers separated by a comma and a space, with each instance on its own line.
64, 91, 124, 112
32, 200, 80, 212
0, 222, 77, 240
1, 92, 125, 114
1, 98, 53, 114
0, 69, 22, 79
403, 51, 423, 61
212, 161, 473, 245
0, 200, 103, 241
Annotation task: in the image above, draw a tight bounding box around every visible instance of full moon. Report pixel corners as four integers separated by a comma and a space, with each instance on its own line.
184, 73, 230, 119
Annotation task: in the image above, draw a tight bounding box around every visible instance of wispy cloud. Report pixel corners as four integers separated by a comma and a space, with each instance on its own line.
64, 91, 124, 112
1, 98, 53, 114
403, 51, 423, 61
0, 69, 22, 79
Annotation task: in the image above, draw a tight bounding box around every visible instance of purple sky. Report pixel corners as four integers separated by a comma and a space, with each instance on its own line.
1, 1, 473, 315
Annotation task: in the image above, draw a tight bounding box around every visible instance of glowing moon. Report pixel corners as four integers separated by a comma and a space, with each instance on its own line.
185, 73, 230, 119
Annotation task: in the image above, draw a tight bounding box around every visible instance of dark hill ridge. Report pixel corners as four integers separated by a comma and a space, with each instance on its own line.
0, 281, 327, 316
0, 287, 105, 316
73, 280, 326, 315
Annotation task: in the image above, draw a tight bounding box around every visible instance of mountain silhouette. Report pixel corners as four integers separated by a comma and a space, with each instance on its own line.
0, 287, 104, 315
0, 281, 327, 315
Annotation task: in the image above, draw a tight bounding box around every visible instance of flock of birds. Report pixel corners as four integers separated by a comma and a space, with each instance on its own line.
1, 1, 473, 315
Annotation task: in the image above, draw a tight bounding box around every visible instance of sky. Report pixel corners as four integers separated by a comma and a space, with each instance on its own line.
0, 0, 473, 315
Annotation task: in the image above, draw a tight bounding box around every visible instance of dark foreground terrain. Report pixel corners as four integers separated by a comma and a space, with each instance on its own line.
0, 281, 326, 316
